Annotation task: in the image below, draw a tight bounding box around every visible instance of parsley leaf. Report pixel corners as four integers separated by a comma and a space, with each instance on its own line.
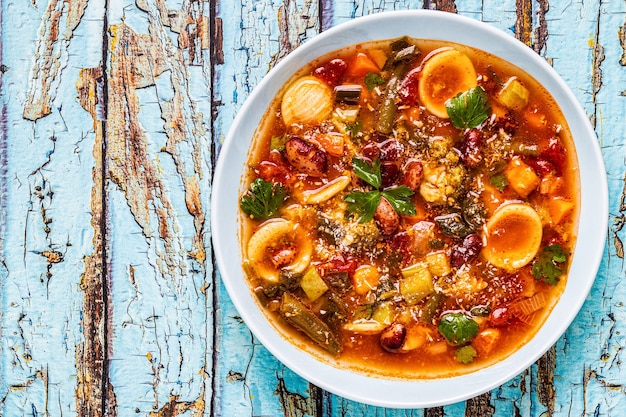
364, 72, 385, 91
345, 190, 381, 223
381, 186, 416, 216
352, 157, 382, 189
446, 86, 491, 130
240, 178, 287, 220
345, 120, 362, 138
438, 313, 479, 346
455, 345, 477, 364
346, 158, 416, 222
532, 244, 567, 285
490, 173, 509, 192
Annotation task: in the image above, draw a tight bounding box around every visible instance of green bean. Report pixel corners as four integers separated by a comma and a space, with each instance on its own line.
375, 62, 408, 134
421, 292, 443, 325
280, 292, 342, 355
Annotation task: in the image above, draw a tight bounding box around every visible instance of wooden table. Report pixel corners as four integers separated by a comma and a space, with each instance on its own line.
1, 0, 624, 415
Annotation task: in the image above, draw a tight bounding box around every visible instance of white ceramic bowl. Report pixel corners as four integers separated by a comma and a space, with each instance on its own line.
211, 10, 608, 408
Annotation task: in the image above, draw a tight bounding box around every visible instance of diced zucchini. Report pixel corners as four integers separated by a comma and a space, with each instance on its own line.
300, 267, 328, 302
425, 251, 451, 276
371, 301, 395, 326
400, 262, 434, 305
497, 76, 529, 110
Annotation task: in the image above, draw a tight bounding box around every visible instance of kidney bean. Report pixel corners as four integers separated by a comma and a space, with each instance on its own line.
361, 141, 381, 160
528, 158, 555, 177
284, 137, 328, 177
380, 322, 407, 353
374, 196, 400, 235
401, 159, 423, 191
541, 136, 565, 174
450, 233, 483, 268
313, 59, 347, 86
380, 161, 400, 188
398, 67, 420, 105
490, 306, 511, 327
461, 128, 483, 168
379, 139, 404, 161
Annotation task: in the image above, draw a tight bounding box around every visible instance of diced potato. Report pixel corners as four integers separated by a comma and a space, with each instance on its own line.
425, 251, 452, 276
400, 262, 434, 304
505, 157, 540, 198
300, 267, 328, 302
496, 76, 529, 110
353, 265, 380, 295
371, 301, 395, 326
472, 328, 501, 356
549, 197, 574, 225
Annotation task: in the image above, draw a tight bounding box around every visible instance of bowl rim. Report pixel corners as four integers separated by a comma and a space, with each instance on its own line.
211, 9, 608, 408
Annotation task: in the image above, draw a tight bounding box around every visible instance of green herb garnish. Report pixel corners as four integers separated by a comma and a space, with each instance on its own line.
438, 312, 479, 346
455, 345, 477, 364
446, 86, 491, 129
345, 157, 416, 223
532, 244, 567, 285
490, 173, 509, 192
240, 178, 287, 220
353, 157, 382, 188
345, 190, 381, 223
345, 120, 362, 139
364, 72, 385, 91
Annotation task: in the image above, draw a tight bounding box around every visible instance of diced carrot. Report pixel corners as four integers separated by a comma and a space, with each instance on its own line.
314, 132, 344, 157
505, 157, 540, 198
472, 328, 501, 356
549, 197, 574, 225
352, 265, 380, 295
367, 48, 388, 69
345, 52, 381, 78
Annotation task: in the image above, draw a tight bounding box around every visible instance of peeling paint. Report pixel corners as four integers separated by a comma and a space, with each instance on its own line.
620, 22, 626, 66
23, 0, 88, 121
270, 0, 319, 67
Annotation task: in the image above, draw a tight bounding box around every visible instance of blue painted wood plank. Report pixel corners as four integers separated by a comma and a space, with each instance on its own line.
102, 0, 214, 414
0, 0, 105, 414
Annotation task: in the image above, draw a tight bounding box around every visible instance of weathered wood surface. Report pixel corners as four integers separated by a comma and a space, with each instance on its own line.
0, 0, 624, 416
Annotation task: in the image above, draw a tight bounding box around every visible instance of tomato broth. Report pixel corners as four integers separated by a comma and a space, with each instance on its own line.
238, 37, 579, 378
